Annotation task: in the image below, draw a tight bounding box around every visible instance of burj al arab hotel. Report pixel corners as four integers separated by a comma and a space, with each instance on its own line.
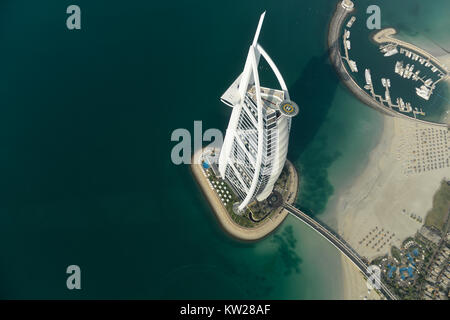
218, 12, 299, 214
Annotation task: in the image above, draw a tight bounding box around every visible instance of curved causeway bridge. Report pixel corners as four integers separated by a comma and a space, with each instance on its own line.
283, 203, 397, 300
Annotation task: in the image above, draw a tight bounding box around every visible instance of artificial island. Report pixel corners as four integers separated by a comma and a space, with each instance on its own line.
191, 12, 300, 241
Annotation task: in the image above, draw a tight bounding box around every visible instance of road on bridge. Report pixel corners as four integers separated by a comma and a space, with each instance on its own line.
283, 203, 397, 300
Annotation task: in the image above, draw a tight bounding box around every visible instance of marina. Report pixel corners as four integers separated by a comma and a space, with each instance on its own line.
363, 68, 425, 118
373, 28, 449, 75
329, 0, 448, 126
394, 48, 447, 101
380, 44, 399, 57
341, 17, 358, 73
374, 28, 449, 103
362, 29, 449, 119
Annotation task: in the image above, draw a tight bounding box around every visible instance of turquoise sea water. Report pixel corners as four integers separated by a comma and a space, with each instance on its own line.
0, 0, 447, 299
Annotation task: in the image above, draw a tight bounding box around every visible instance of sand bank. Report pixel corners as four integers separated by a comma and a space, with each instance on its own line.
337, 117, 448, 259
336, 116, 448, 260
341, 256, 381, 300
335, 115, 449, 298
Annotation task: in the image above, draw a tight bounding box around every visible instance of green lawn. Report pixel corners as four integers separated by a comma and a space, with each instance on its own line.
205, 165, 293, 228
206, 169, 255, 228
424, 180, 450, 232
391, 246, 402, 262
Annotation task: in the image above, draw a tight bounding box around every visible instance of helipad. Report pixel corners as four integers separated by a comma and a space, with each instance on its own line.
279, 100, 299, 117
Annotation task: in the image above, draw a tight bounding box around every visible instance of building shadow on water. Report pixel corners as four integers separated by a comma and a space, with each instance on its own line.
288, 50, 340, 159
232, 225, 303, 298
270, 225, 302, 276
287, 50, 342, 215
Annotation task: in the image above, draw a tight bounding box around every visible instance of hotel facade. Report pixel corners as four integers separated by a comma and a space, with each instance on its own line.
218, 12, 298, 213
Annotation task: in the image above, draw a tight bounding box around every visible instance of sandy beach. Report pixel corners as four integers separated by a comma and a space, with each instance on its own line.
336, 30, 450, 299
335, 115, 449, 299
341, 257, 381, 300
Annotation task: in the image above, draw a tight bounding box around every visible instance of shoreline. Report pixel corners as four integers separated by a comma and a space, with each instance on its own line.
326, 2, 390, 299
190, 148, 299, 241
340, 256, 381, 300
335, 115, 448, 299
335, 111, 447, 260
327, 2, 449, 299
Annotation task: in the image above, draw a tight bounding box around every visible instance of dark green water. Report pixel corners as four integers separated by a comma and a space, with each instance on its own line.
0, 0, 446, 299
0, 0, 346, 300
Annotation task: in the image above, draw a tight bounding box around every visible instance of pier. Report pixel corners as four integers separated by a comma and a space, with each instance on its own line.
373, 28, 449, 75
374, 28, 449, 101
364, 69, 426, 119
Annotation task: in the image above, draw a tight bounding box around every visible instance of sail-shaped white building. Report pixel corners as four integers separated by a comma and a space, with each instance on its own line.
218, 12, 299, 213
